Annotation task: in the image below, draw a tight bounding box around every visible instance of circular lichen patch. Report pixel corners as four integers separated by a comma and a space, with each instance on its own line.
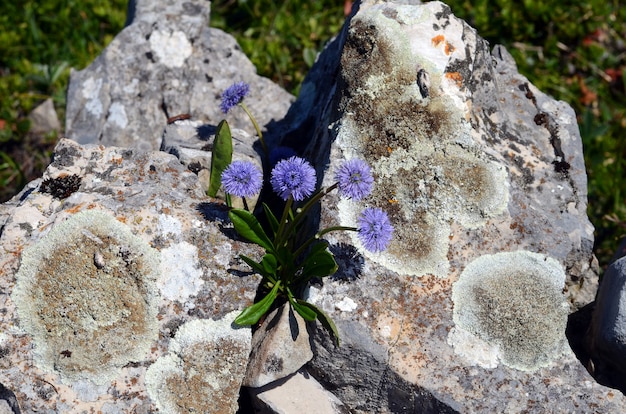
145, 313, 251, 414
452, 251, 569, 371
12, 210, 160, 385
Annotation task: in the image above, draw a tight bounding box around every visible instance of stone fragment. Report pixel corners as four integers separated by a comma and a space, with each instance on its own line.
587, 255, 626, 391
65, 0, 292, 151
250, 370, 350, 414
243, 303, 314, 388
145, 312, 251, 414
28, 98, 61, 135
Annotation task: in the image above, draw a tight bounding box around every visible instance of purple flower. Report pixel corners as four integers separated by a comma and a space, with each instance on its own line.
270, 156, 316, 201
357, 207, 393, 253
220, 82, 250, 113
221, 160, 262, 198
335, 159, 374, 200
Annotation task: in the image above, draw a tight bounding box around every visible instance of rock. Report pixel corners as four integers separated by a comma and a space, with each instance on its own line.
587, 255, 626, 391
145, 312, 251, 414
249, 370, 350, 414
161, 119, 262, 208
65, 0, 293, 151
28, 98, 61, 135
243, 303, 314, 388
2, 0, 623, 412
268, 0, 619, 411
0, 138, 260, 411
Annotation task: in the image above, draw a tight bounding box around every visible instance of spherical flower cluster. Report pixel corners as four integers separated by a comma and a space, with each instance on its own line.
357, 207, 394, 253
335, 159, 374, 200
270, 156, 316, 201
221, 160, 262, 198
220, 82, 250, 114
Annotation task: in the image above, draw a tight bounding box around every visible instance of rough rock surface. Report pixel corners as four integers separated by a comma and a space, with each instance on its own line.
587, 255, 626, 391
250, 370, 350, 414
243, 303, 313, 388
1, 0, 623, 412
271, 0, 618, 412
65, 0, 293, 151
0, 139, 261, 412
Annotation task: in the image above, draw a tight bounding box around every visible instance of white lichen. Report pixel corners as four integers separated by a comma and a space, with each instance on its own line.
158, 241, 204, 302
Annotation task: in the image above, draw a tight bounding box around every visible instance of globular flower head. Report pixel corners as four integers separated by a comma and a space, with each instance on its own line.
220, 81, 250, 113
335, 159, 374, 200
270, 156, 316, 201
357, 207, 393, 253
221, 160, 263, 198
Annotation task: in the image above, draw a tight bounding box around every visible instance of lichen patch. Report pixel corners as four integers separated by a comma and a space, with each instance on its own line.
334, 6, 509, 277
12, 210, 160, 385
450, 251, 569, 371
145, 313, 251, 414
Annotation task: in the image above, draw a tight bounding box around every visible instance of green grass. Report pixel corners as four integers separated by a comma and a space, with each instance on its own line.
1, 0, 625, 270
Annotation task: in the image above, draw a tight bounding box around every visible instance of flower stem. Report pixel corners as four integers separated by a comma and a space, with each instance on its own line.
275, 196, 294, 249
240, 102, 268, 159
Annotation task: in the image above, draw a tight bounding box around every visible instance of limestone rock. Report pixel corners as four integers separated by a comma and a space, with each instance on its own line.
145, 312, 251, 414
587, 255, 626, 391
250, 370, 350, 414
244, 303, 314, 388
267, 0, 619, 411
161, 119, 262, 209
0, 138, 261, 412
28, 98, 61, 135
65, 0, 293, 151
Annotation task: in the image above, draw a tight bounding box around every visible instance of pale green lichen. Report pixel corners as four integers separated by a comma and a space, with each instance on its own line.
145, 311, 251, 414
451, 251, 569, 371
334, 3, 509, 276
12, 210, 160, 385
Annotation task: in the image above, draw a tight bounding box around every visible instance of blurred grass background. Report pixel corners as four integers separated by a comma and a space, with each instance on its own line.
0, 0, 624, 269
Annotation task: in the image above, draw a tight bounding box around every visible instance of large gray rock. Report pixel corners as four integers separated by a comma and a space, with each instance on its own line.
0, 139, 260, 412
65, 0, 293, 151
269, 0, 618, 411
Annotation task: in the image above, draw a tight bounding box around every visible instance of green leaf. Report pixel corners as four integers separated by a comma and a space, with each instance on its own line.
262, 202, 280, 235
300, 242, 338, 279
297, 300, 340, 347
239, 254, 268, 279
208, 120, 233, 197
261, 253, 278, 275
229, 208, 274, 252
234, 281, 281, 326
288, 296, 317, 321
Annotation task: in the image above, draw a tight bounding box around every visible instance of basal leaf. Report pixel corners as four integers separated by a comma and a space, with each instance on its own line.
208, 119, 233, 197
229, 208, 274, 252
300, 243, 338, 279
289, 296, 317, 321
234, 281, 281, 326
297, 300, 340, 347
262, 202, 280, 235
